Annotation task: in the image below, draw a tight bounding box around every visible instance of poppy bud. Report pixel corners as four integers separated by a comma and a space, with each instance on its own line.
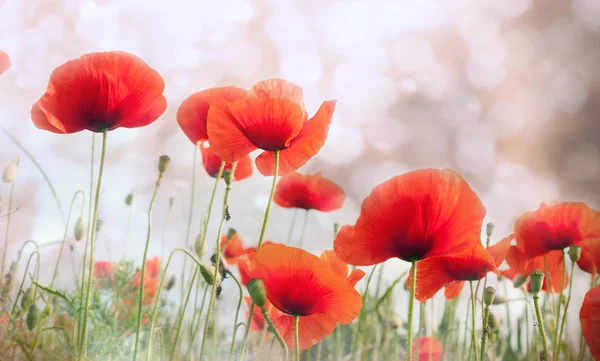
227, 228, 237, 240
488, 311, 499, 330
158, 155, 171, 174
26, 304, 40, 331
491, 293, 508, 305
513, 274, 528, 288
223, 169, 234, 186
2, 156, 19, 183
165, 275, 176, 291
389, 315, 403, 330
21, 287, 34, 310
42, 305, 53, 318
194, 233, 205, 259
568, 246, 581, 263
333, 223, 340, 236
169, 197, 174, 207
199, 264, 221, 286
125, 191, 134, 206
529, 269, 545, 294
486, 222, 494, 238
483, 286, 496, 306
96, 219, 104, 233
74, 216, 86, 241
247, 279, 267, 307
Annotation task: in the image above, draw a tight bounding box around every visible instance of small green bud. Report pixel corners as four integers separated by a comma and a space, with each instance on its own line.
74, 216, 86, 241
333, 223, 340, 236
488, 311, 499, 330
165, 275, 176, 291
21, 287, 34, 310
568, 246, 581, 263
199, 264, 221, 286
158, 155, 171, 174
2, 156, 19, 183
226, 228, 237, 240
26, 304, 40, 331
194, 233, 206, 259
529, 269, 545, 294
513, 274, 528, 288
486, 222, 494, 238
483, 286, 496, 306
125, 191, 134, 206
247, 279, 267, 308
223, 169, 234, 186
42, 305, 53, 318
169, 197, 174, 207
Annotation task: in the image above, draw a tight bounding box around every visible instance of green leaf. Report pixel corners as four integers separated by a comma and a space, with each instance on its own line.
30, 277, 75, 310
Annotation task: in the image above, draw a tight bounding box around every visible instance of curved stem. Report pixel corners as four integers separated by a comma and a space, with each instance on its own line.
10, 251, 39, 316
198, 162, 234, 361
480, 305, 490, 361
533, 293, 550, 360
132, 169, 165, 361
407, 260, 417, 361
555, 258, 576, 361
169, 267, 199, 361
50, 190, 85, 289
78, 129, 108, 361
294, 315, 300, 361
261, 305, 288, 361
227, 271, 244, 361
552, 249, 567, 361
1, 180, 16, 279
257, 150, 279, 249
297, 210, 309, 248
469, 281, 479, 361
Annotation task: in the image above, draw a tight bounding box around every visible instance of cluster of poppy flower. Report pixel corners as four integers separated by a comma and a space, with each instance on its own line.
3, 48, 599, 359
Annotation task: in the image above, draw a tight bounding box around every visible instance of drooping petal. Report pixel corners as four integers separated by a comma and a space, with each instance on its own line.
580, 285, 600, 361
255, 101, 336, 176
0, 51, 11, 75
206, 101, 259, 163
221, 232, 246, 265
578, 237, 600, 276
32, 51, 166, 134
177, 86, 246, 144
200, 143, 252, 181
488, 235, 513, 268
274, 172, 345, 211
334, 169, 486, 265
272, 312, 337, 350
444, 281, 465, 299
410, 261, 454, 302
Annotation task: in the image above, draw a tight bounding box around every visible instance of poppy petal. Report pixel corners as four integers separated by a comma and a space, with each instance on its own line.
200, 143, 253, 181
410, 261, 454, 302
0, 50, 11, 75
488, 235, 513, 268
580, 285, 600, 361
273, 312, 337, 350
578, 238, 600, 276
347, 269, 366, 287
334, 169, 486, 265
255, 101, 336, 176
320, 250, 348, 279
444, 281, 465, 299
206, 101, 258, 163
177, 86, 246, 144
275, 172, 345, 211
247, 78, 306, 116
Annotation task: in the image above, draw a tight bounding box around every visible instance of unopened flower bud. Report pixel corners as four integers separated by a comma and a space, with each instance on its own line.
491, 294, 508, 305
2, 156, 19, 183
169, 197, 174, 207
74, 216, 86, 241
165, 275, 176, 291
200, 264, 221, 286
568, 246, 581, 263
226, 228, 237, 240
513, 274, 528, 288
529, 269, 545, 294
21, 287, 34, 310
486, 222, 494, 238
488, 312, 499, 330
247, 279, 267, 307
125, 191, 134, 206
223, 169, 234, 186
194, 233, 206, 259
42, 305, 53, 318
483, 286, 496, 306
26, 304, 40, 331
158, 155, 171, 174
390, 315, 402, 329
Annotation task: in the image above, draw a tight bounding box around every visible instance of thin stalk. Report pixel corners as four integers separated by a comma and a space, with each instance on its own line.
169, 268, 199, 361
286, 208, 298, 244
543, 256, 557, 324
1, 180, 15, 278
181, 143, 200, 306
469, 281, 479, 361
78, 129, 108, 361
462, 296, 471, 360
294, 315, 300, 361
132, 164, 166, 361
480, 304, 490, 361
260, 305, 288, 361
415, 301, 425, 358
407, 260, 417, 361
10, 251, 39, 315
577, 275, 596, 361
553, 249, 567, 361
198, 162, 235, 361
556, 259, 576, 361
188, 283, 210, 356
227, 271, 244, 361
161, 198, 174, 259
533, 292, 551, 360
50, 190, 85, 289
124, 195, 135, 258
335, 327, 341, 361
297, 209, 309, 248
352, 264, 378, 356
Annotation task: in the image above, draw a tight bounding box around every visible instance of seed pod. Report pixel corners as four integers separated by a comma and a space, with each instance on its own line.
568, 245, 581, 263
74, 216, 86, 241
125, 192, 134, 206
483, 286, 496, 306
223, 169, 234, 186
529, 269, 545, 294
158, 155, 171, 174
247, 279, 267, 307
26, 304, 40, 331
2, 156, 19, 183
486, 222, 494, 238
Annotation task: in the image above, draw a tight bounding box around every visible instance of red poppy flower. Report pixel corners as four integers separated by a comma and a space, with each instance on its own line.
145, 257, 161, 279
506, 245, 568, 293
320, 250, 365, 287
578, 237, 600, 276
31, 51, 167, 134
499, 268, 519, 281
220, 231, 246, 265
238, 240, 275, 285
413, 336, 443, 361
238, 243, 362, 349
334, 169, 486, 266
94, 261, 114, 280
206, 79, 336, 176
411, 243, 497, 301
0, 51, 10, 75
201, 143, 252, 181
580, 285, 600, 360
514, 202, 600, 259
274, 172, 345, 212
177, 86, 246, 144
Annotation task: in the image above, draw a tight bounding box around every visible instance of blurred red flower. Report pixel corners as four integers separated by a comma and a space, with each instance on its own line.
93, 261, 114, 284
413, 336, 443, 361
274, 172, 345, 212
506, 244, 568, 293
31, 51, 166, 133
334, 169, 486, 266
580, 285, 600, 360
238, 243, 362, 349
200, 143, 252, 181
220, 231, 246, 265
0, 51, 10, 75
207, 79, 336, 176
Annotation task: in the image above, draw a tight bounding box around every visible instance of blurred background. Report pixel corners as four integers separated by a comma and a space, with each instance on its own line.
1, 0, 599, 343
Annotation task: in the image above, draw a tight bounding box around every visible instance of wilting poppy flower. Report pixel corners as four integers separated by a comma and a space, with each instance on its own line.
238, 243, 362, 349
94, 261, 114, 280
413, 336, 443, 361
506, 245, 568, 293
220, 231, 246, 265
31, 51, 167, 133
514, 202, 600, 259
334, 169, 486, 266
274, 172, 345, 212
0, 51, 10, 75
207, 79, 336, 176
580, 285, 600, 360
411, 243, 497, 301
577, 237, 600, 276
320, 250, 365, 287
201, 143, 252, 181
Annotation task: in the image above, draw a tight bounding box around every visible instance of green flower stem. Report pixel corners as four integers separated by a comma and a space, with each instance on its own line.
407, 260, 417, 361
533, 292, 550, 360
469, 281, 479, 361
552, 249, 567, 361
1, 177, 16, 279
10, 250, 39, 316
240, 151, 280, 360
49, 190, 85, 289
169, 267, 199, 361
161, 197, 173, 259
198, 161, 235, 361
124, 194, 135, 258
188, 283, 209, 356
78, 129, 108, 361
462, 296, 471, 359
227, 271, 244, 361
294, 315, 300, 361
480, 304, 490, 361
260, 305, 288, 361
132, 164, 166, 361
297, 209, 309, 248
181, 143, 200, 305
352, 264, 378, 357
555, 257, 576, 361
